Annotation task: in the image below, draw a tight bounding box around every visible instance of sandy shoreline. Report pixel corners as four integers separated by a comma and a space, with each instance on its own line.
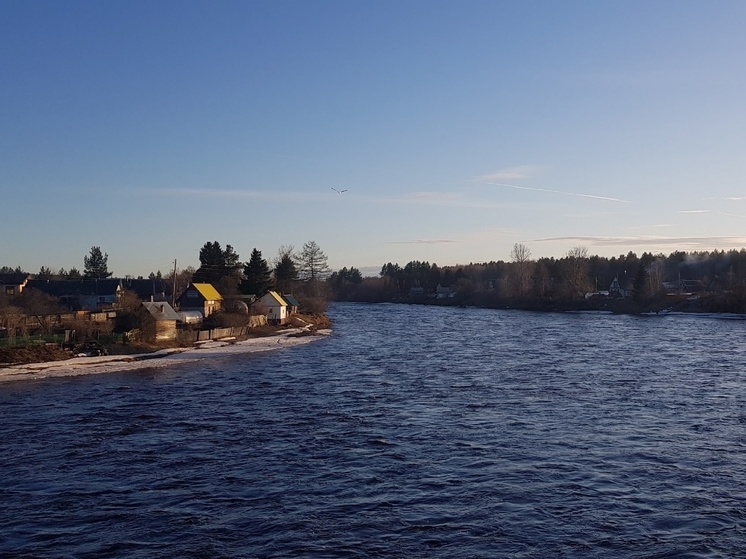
0, 328, 331, 383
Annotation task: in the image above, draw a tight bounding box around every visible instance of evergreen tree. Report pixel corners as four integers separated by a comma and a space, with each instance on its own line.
274, 251, 299, 294
0, 265, 24, 274
37, 266, 53, 279
83, 246, 112, 279
632, 263, 649, 301
192, 241, 242, 285
348, 267, 363, 284
242, 248, 273, 296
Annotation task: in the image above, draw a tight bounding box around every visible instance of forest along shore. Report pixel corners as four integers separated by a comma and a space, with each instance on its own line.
0, 327, 331, 383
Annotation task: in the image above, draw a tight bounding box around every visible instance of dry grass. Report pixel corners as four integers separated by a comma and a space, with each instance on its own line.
0, 345, 71, 364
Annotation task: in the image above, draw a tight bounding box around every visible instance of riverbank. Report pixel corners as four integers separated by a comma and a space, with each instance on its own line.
0, 327, 331, 383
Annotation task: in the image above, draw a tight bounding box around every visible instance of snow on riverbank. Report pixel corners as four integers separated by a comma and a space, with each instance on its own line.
0, 329, 331, 383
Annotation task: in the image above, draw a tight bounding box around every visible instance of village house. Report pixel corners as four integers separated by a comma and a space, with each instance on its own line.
663, 279, 705, 295
141, 301, 181, 342
258, 291, 289, 325
176, 283, 222, 318
608, 276, 631, 298
25, 278, 123, 311
0, 273, 30, 296
435, 283, 455, 299
122, 277, 170, 302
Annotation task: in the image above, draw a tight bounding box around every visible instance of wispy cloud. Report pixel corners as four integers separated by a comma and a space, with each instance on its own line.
387, 239, 459, 245
534, 235, 746, 248
472, 165, 627, 203
155, 187, 513, 209
382, 191, 514, 210
626, 223, 673, 230
153, 187, 317, 201
474, 180, 630, 203
475, 165, 544, 182
705, 196, 746, 201
402, 192, 465, 203
680, 209, 746, 218
560, 211, 628, 219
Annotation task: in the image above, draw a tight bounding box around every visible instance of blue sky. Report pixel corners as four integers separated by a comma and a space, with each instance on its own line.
3, 1, 746, 278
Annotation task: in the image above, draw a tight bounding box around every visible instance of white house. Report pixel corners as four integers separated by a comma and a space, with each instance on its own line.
258, 291, 288, 325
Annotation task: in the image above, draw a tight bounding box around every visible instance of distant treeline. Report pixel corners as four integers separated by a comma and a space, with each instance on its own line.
327, 248, 746, 314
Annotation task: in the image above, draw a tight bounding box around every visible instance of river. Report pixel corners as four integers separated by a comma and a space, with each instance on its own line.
1, 303, 745, 558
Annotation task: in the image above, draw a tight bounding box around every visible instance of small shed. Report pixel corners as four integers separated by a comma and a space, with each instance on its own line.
177, 283, 223, 317
258, 291, 288, 325
282, 294, 300, 315
141, 301, 181, 342
177, 310, 203, 325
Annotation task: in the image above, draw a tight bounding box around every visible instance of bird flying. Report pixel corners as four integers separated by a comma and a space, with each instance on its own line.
331, 187, 348, 194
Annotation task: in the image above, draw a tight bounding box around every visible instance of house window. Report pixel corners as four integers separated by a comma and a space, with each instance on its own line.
4, 286, 15, 295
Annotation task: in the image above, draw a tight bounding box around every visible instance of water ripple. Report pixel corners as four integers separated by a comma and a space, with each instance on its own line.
1, 303, 745, 557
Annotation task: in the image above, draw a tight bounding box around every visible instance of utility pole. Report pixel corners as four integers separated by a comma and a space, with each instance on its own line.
172, 259, 177, 308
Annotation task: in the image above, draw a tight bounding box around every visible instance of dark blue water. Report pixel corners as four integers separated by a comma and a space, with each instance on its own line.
2, 303, 745, 558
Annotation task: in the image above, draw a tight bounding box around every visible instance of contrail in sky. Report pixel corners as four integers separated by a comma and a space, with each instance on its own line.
478, 181, 629, 203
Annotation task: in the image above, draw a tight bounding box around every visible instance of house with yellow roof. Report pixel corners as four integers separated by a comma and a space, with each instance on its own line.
257, 290, 289, 325
176, 282, 223, 318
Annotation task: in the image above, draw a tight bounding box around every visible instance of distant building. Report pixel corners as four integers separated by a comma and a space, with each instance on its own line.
122, 278, 170, 302
435, 283, 455, 299
409, 286, 425, 298
0, 273, 30, 296
25, 279, 123, 311
176, 283, 223, 317
258, 291, 289, 325
282, 294, 300, 315
662, 279, 705, 295
608, 276, 631, 298
141, 301, 181, 342
177, 310, 203, 325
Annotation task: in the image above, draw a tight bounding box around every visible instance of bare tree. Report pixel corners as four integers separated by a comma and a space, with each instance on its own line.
0, 305, 25, 340
297, 241, 331, 283
647, 258, 665, 296
510, 243, 534, 297
19, 289, 65, 334
297, 241, 331, 302
563, 246, 591, 298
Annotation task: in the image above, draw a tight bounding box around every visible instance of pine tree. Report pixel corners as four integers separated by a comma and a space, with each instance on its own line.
192, 241, 242, 285
83, 246, 112, 279
274, 251, 298, 294
242, 248, 273, 296
632, 263, 649, 301
37, 266, 53, 279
